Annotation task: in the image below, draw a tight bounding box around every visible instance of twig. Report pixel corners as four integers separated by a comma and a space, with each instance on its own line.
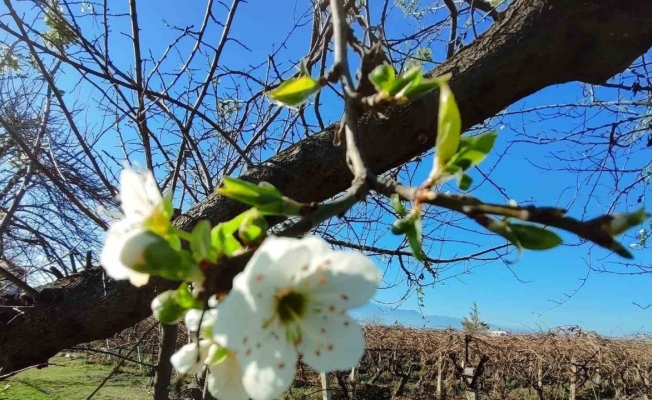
331, 0, 368, 181
0, 363, 48, 382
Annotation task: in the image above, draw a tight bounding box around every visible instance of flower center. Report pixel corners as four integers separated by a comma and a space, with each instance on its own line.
275, 289, 307, 324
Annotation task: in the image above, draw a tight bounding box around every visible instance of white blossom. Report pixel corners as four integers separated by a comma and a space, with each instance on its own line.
213, 236, 381, 400
100, 167, 168, 287
171, 308, 248, 400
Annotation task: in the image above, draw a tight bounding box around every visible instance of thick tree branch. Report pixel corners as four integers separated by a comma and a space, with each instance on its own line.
2, 0, 652, 374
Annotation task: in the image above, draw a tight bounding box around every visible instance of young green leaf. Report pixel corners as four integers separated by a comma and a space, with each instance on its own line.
458, 174, 473, 191
176, 283, 202, 310
485, 219, 523, 256
151, 290, 187, 325
217, 176, 302, 216
390, 193, 407, 217
388, 65, 421, 97
267, 75, 321, 108
435, 83, 462, 168
451, 132, 497, 171
403, 73, 451, 101
406, 214, 424, 261
211, 223, 242, 258
190, 220, 217, 262
369, 64, 396, 93
391, 211, 424, 261
604, 208, 649, 236
508, 223, 563, 250
238, 209, 269, 244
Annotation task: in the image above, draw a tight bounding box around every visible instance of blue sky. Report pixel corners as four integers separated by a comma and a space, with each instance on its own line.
20, 0, 650, 335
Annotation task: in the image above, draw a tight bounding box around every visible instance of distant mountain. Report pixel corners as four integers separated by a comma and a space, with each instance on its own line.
349, 302, 517, 332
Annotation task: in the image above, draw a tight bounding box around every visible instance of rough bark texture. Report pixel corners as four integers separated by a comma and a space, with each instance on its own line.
2, 0, 652, 373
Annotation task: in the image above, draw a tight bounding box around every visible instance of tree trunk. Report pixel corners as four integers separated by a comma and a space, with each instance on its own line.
153, 324, 178, 400
3, 0, 652, 373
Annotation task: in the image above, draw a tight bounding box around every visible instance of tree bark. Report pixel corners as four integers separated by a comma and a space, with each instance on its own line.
2, 0, 652, 374
153, 324, 178, 400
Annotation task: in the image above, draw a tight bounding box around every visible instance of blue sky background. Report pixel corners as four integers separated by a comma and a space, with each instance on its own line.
13, 0, 651, 335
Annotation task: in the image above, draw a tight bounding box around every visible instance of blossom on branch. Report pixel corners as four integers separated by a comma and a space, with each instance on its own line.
213, 236, 381, 400
100, 166, 171, 287
171, 308, 248, 400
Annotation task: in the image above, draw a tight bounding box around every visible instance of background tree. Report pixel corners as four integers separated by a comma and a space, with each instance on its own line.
462, 302, 490, 334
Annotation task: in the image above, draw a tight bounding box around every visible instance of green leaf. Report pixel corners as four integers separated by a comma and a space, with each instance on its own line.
268, 75, 321, 108
391, 211, 423, 261
190, 220, 218, 262
449, 132, 497, 171
459, 174, 473, 191
217, 176, 302, 216
402, 77, 443, 101
435, 83, 462, 167
369, 64, 396, 93
151, 291, 186, 325
485, 219, 523, 255
508, 223, 563, 250
176, 283, 202, 309
406, 214, 423, 261
141, 234, 183, 273
238, 209, 269, 244
211, 224, 242, 258
390, 194, 407, 217
388, 66, 421, 96
604, 208, 650, 236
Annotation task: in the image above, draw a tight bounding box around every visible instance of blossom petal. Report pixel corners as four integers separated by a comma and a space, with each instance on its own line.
119, 167, 162, 220
127, 271, 149, 287
299, 313, 365, 372
238, 331, 298, 400
241, 237, 312, 289
302, 251, 381, 310
213, 286, 261, 349
100, 222, 151, 287
170, 341, 212, 375
207, 353, 249, 400
185, 309, 217, 338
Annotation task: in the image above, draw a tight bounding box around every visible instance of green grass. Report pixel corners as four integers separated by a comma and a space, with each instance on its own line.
0, 355, 152, 400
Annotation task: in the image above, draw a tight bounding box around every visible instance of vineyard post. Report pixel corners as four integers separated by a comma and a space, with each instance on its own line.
320, 371, 332, 400
436, 354, 443, 398
570, 356, 577, 400
349, 366, 357, 398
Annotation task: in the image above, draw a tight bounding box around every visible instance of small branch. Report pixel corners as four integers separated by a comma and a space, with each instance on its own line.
331, 0, 368, 181
0, 363, 48, 382
462, 0, 503, 22
443, 0, 458, 59
373, 177, 643, 258
0, 265, 39, 299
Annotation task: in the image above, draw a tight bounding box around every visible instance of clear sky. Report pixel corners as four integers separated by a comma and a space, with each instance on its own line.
34, 0, 652, 335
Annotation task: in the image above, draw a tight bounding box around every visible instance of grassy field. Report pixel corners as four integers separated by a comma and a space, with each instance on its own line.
0, 356, 152, 400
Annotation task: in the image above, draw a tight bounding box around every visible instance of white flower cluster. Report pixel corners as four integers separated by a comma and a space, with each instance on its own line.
100, 167, 382, 400
101, 167, 168, 287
